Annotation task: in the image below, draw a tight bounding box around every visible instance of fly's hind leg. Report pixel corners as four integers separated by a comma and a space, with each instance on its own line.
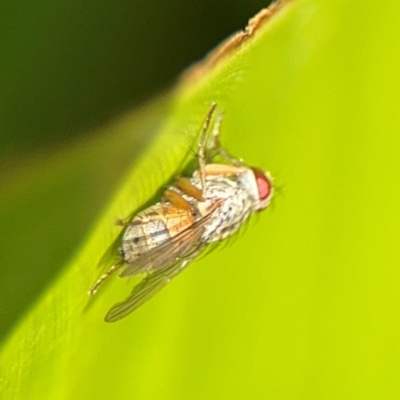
88, 260, 124, 295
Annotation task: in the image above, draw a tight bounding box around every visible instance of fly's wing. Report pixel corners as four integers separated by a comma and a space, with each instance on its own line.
120, 210, 213, 277
105, 244, 205, 322
105, 204, 220, 321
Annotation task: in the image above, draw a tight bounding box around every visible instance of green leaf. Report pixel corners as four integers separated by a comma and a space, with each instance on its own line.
2, 1, 400, 399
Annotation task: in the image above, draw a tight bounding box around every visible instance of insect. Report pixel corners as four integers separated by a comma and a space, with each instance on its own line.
89, 103, 273, 322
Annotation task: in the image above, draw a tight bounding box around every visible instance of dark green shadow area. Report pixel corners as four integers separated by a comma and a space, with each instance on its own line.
0, 0, 273, 157
0, 99, 168, 341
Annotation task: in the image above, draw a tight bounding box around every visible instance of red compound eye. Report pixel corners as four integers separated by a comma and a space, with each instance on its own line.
251, 168, 271, 200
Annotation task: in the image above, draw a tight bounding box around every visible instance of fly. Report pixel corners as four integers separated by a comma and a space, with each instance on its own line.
89, 103, 274, 322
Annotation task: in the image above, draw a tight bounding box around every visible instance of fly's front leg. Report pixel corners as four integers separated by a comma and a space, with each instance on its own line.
198, 103, 217, 196
204, 163, 248, 178
209, 112, 243, 167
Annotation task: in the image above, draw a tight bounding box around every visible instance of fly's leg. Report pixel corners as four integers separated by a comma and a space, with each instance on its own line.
88, 260, 124, 295
163, 188, 197, 215
198, 102, 217, 196
175, 177, 203, 201
194, 103, 247, 184
209, 112, 243, 166
116, 219, 131, 227
204, 163, 248, 177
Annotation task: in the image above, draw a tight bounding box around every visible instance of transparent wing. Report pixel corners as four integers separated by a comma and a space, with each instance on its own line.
120, 210, 214, 277
105, 244, 205, 322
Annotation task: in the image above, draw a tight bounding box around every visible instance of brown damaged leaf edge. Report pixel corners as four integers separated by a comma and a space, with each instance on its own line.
179, 0, 289, 85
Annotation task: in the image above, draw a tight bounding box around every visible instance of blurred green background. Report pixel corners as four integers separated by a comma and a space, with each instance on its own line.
2, 0, 400, 399
0, 0, 272, 156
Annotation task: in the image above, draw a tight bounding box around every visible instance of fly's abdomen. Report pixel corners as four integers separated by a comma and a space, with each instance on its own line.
121, 203, 196, 264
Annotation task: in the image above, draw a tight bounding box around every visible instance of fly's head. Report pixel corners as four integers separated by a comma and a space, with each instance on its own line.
239, 167, 273, 211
